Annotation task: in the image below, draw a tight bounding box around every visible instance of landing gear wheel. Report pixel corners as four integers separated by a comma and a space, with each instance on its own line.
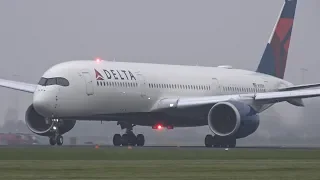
128, 133, 137, 146
49, 137, 56, 146
56, 135, 63, 146
113, 134, 122, 146
136, 134, 145, 146
116, 122, 145, 147
229, 138, 236, 148
204, 134, 213, 147
121, 134, 129, 146
210, 135, 236, 148
121, 133, 137, 146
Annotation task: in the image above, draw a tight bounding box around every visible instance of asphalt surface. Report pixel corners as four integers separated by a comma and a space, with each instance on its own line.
1, 144, 320, 150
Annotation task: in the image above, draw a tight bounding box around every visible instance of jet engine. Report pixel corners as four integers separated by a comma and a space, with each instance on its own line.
207, 101, 260, 139
25, 104, 76, 136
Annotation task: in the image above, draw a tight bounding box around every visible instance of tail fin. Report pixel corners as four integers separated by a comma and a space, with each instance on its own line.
256, 0, 298, 79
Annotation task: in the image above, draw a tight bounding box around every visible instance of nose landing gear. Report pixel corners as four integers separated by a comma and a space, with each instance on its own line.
49, 135, 63, 146
48, 119, 64, 146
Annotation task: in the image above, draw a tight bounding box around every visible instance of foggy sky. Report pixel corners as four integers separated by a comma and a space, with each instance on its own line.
0, 0, 319, 137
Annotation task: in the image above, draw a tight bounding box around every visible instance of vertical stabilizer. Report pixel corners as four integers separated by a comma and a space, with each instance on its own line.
256, 0, 297, 79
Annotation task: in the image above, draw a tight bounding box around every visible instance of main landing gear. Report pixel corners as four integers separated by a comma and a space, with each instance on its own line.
49, 119, 64, 146
113, 122, 145, 146
204, 134, 236, 148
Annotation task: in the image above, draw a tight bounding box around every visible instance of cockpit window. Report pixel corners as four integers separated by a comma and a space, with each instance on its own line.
57, 77, 70, 86
38, 77, 70, 87
38, 77, 47, 86
46, 78, 57, 85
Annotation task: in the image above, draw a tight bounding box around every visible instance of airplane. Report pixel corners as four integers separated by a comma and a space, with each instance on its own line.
0, 0, 317, 147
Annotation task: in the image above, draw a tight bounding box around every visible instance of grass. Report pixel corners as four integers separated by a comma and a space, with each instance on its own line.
1, 147, 320, 179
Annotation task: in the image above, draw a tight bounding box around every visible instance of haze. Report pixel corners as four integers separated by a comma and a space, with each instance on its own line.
0, 0, 319, 146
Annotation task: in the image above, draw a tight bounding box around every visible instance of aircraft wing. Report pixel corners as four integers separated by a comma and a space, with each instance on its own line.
278, 83, 320, 91
153, 88, 320, 111
0, 78, 37, 93
152, 94, 250, 110
254, 89, 320, 102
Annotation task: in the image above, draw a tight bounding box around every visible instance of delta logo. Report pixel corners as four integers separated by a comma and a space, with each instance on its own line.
94, 69, 137, 81
95, 69, 104, 80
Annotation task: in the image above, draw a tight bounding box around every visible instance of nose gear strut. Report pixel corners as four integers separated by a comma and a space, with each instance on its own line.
49, 119, 64, 146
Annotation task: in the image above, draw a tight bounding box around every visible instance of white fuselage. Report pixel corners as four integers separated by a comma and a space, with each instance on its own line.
32, 60, 292, 120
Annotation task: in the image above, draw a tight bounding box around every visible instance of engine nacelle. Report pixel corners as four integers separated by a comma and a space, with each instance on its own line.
208, 101, 260, 139
25, 104, 76, 136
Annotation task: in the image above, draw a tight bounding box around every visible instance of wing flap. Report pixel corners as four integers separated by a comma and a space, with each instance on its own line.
0, 78, 36, 93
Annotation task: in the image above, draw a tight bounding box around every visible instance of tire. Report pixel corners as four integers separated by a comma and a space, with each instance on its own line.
204, 134, 213, 147
56, 135, 63, 146
128, 133, 137, 146
121, 134, 129, 146
49, 137, 56, 146
136, 134, 145, 146
113, 134, 122, 146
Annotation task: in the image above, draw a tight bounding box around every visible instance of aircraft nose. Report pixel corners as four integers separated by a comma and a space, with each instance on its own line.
32, 92, 55, 117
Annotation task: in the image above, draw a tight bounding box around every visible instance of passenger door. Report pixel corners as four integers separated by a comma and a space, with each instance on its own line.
137, 73, 147, 98
211, 78, 221, 95
80, 71, 94, 96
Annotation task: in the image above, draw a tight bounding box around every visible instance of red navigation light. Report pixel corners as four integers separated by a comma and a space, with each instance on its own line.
152, 124, 164, 130
95, 57, 102, 63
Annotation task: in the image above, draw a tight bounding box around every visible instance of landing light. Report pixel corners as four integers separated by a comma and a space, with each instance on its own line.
157, 125, 162, 130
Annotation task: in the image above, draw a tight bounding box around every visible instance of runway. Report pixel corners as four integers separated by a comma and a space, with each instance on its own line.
1, 144, 320, 150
